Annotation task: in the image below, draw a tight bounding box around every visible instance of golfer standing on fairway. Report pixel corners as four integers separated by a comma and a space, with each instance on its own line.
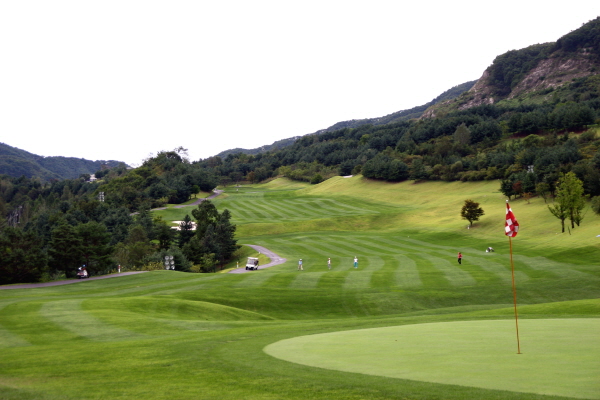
353, 256, 358, 268
298, 259, 303, 271
457, 252, 463, 264
328, 257, 331, 270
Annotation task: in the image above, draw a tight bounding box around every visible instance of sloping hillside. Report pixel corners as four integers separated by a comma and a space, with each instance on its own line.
0, 142, 125, 180
216, 80, 476, 157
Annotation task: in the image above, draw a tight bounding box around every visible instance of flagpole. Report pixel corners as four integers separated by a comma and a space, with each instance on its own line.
508, 230, 521, 354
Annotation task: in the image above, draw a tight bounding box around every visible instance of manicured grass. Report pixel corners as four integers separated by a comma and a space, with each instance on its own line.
265, 318, 600, 399
1, 177, 599, 400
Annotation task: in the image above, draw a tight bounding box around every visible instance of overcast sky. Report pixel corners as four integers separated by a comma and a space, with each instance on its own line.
1, 2, 599, 166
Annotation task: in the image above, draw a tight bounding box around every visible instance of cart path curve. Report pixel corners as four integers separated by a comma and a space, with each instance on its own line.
228, 244, 287, 274
0, 271, 148, 290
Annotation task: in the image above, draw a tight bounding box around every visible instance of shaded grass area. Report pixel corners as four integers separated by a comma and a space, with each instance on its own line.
1, 177, 599, 399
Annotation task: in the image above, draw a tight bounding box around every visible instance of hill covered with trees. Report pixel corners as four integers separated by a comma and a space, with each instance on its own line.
216, 80, 477, 158
0, 142, 125, 181
197, 18, 600, 198
0, 149, 233, 284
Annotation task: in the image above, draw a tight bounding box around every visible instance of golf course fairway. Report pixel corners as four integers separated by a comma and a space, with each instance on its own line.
2, 177, 600, 400
265, 318, 600, 399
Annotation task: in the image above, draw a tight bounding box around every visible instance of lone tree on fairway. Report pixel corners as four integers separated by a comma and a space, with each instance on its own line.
461, 199, 485, 227
549, 172, 586, 232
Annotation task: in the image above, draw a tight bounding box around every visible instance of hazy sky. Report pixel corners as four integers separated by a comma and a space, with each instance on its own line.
1, 1, 599, 166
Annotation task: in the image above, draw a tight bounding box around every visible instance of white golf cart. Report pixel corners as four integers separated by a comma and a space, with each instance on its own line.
245, 257, 259, 270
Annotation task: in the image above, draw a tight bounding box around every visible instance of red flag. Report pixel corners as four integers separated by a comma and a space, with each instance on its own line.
505, 202, 519, 237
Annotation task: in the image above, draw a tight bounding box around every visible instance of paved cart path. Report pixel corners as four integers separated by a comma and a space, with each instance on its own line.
3, 243, 286, 286
0, 271, 148, 290
228, 244, 287, 274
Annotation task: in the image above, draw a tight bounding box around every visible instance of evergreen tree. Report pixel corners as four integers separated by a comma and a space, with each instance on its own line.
48, 222, 83, 278
154, 220, 175, 250
192, 200, 219, 237
0, 227, 48, 284
410, 159, 428, 181
178, 214, 195, 247
215, 209, 238, 261
76, 221, 113, 275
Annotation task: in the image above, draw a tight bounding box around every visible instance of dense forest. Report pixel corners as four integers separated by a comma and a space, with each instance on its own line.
0, 149, 235, 285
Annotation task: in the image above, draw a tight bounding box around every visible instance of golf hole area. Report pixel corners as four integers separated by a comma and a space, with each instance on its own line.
264, 319, 600, 399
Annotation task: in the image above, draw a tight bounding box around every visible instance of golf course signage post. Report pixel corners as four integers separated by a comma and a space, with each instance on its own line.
505, 200, 521, 354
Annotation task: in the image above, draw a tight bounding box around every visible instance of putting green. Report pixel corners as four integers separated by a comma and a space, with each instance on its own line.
265, 319, 600, 399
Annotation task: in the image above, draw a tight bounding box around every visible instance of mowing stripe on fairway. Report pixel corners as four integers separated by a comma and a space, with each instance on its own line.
369, 256, 397, 289
365, 236, 412, 251
409, 254, 450, 287
465, 255, 527, 283
264, 318, 600, 400
308, 237, 364, 257
280, 199, 324, 219
515, 255, 594, 279
341, 236, 399, 256
279, 239, 332, 258
0, 323, 30, 348
316, 271, 350, 289
252, 200, 289, 219
234, 270, 274, 288
0, 303, 31, 348
331, 235, 397, 257
0, 301, 80, 345
263, 272, 299, 287
444, 254, 504, 285
41, 299, 145, 341
289, 271, 327, 289
379, 236, 428, 252
393, 254, 422, 288
343, 269, 374, 291
305, 241, 349, 259
419, 254, 476, 286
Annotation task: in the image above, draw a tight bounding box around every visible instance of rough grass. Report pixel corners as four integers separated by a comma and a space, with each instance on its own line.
1, 177, 599, 400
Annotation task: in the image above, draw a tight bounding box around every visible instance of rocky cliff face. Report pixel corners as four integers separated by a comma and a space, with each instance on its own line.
465, 51, 597, 109
507, 51, 597, 98
422, 17, 600, 118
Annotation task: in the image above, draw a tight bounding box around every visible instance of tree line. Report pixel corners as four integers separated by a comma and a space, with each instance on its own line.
0, 150, 237, 285
196, 88, 600, 195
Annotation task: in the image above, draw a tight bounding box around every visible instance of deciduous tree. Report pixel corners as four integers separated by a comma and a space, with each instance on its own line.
460, 199, 485, 226
549, 172, 586, 232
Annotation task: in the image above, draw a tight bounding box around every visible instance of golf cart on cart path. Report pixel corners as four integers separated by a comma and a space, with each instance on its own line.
77, 267, 89, 279
245, 257, 259, 270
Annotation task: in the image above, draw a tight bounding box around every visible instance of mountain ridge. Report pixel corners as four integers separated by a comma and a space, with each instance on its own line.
0, 142, 125, 180
424, 16, 600, 117
216, 80, 477, 158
